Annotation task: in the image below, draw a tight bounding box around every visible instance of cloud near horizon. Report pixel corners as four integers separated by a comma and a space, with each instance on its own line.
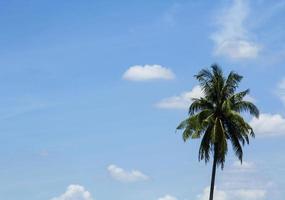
107, 164, 149, 182
123, 65, 175, 81
211, 0, 261, 60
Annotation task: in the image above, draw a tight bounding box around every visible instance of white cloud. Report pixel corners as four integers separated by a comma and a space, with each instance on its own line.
156, 86, 203, 109
211, 0, 261, 59
107, 164, 149, 183
123, 65, 175, 81
50, 185, 94, 200
158, 195, 178, 200
197, 187, 266, 200
250, 113, 285, 137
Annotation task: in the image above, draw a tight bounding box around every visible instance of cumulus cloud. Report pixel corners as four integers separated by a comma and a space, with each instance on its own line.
250, 113, 285, 137
156, 85, 203, 109
123, 65, 175, 81
158, 195, 178, 200
211, 0, 261, 59
197, 187, 266, 200
107, 164, 149, 183
50, 185, 94, 200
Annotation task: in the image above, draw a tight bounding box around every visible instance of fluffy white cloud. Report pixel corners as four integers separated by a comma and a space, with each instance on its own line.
250, 113, 285, 137
156, 86, 203, 109
50, 185, 94, 200
107, 164, 149, 183
197, 187, 266, 200
158, 195, 178, 200
123, 65, 175, 81
211, 0, 261, 59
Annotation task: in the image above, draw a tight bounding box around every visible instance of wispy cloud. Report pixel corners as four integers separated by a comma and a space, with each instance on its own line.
50, 185, 94, 200
123, 65, 175, 81
197, 161, 269, 200
0, 101, 48, 120
222, 161, 272, 189
107, 164, 149, 183
211, 0, 261, 60
155, 86, 203, 109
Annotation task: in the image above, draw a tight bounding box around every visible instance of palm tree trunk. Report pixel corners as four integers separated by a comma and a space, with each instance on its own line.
209, 153, 217, 200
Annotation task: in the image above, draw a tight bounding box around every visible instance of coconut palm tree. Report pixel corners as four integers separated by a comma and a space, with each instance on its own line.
176, 64, 259, 200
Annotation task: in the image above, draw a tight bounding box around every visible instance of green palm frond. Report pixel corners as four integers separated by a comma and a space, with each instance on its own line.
229, 133, 243, 162
223, 71, 243, 97
189, 98, 213, 115
199, 125, 213, 162
234, 101, 260, 118
232, 89, 250, 102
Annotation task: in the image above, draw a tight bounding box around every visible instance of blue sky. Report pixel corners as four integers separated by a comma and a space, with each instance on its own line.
0, 0, 285, 200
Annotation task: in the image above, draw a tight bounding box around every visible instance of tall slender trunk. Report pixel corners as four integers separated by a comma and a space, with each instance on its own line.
209, 153, 217, 200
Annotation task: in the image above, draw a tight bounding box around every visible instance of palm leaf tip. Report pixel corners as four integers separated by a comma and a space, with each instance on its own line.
176, 119, 188, 130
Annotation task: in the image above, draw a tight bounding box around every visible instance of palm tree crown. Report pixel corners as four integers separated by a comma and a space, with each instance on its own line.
177, 64, 259, 168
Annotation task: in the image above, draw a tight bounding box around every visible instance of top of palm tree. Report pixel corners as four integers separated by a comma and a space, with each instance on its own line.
177, 64, 259, 169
